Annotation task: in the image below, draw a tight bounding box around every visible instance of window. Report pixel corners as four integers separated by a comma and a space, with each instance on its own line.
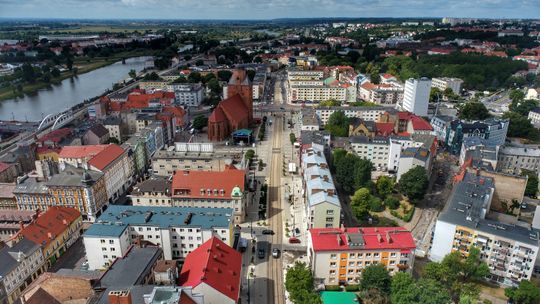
103, 255, 108, 258
146, 227, 151, 231
109, 240, 114, 244
374, 253, 380, 258
111, 255, 117, 259
349, 253, 356, 259
101, 247, 107, 251
330, 262, 337, 268
138, 227, 143, 232
326, 210, 334, 215
390, 253, 397, 257
173, 236, 177, 240
110, 248, 115, 252
100, 239, 106, 244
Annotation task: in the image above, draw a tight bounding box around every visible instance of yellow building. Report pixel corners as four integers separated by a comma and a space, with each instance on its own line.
16, 206, 82, 268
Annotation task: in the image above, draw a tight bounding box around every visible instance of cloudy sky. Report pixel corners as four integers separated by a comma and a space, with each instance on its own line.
0, 0, 538, 19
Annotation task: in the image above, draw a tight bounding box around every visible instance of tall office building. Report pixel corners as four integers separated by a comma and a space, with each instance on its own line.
401, 78, 431, 117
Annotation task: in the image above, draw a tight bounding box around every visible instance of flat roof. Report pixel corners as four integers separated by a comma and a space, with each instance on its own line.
321, 291, 359, 304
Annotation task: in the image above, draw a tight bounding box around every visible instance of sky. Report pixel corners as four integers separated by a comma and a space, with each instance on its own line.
0, 0, 538, 20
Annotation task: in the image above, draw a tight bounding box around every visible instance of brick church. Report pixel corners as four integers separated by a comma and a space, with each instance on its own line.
207, 69, 253, 141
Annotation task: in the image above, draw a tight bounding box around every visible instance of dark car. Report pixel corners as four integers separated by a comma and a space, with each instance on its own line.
272, 248, 280, 258
289, 237, 301, 244
262, 229, 275, 235
258, 248, 265, 259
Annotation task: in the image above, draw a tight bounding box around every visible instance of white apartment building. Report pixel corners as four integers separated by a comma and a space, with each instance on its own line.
528, 107, 540, 126
0, 238, 45, 304
497, 145, 540, 175
430, 173, 539, 286
167, 83, 204, 107
289, 85, 347, 103
431, 77, 463, 94
401, 78, 431, 117
302, 147, 341, 229
288, 69, 324, 81
82, 205, 233, 270
349, 136, 390, 171
314, 107, 391, 125
359, 82, 404, 105
307, 227, 416, 285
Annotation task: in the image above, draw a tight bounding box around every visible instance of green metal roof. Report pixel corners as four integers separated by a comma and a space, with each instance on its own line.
321, 291, 358, 304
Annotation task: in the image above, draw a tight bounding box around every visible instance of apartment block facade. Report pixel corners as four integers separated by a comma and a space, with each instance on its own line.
83, 205, 233, 270
307, 227, 416, 285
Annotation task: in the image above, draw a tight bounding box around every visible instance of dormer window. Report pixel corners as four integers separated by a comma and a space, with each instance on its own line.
213, 189, 218, 196
207, 189, 211, 195
200, 188, 205, 196
220, 189, 225, 196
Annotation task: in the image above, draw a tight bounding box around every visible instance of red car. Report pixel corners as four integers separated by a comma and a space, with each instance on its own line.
288, 237, 301, 244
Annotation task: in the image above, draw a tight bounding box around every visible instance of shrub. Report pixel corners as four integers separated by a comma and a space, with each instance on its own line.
345, 284, 360, 292
325, 285, 341, 291
403, 207, 415, 222
369, 197, 384, 212
384, 197, 400, 210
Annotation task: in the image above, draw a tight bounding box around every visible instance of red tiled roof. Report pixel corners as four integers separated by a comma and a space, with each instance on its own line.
179, 237, 242, 302
59, 145, 108, 159
36, 147, 61, 155
0, 162, 12, 173
410, 116, 433, 131
171, 169, 245, 199
375, 122, 395, 136
309, 227, 415, 252
381, 73, 395, 79
208, 106, 227, 123
87, 144, 125, 171
38, 128, 72, 144
19, 206, 81, 248
210, 94, 249, 126
163, 106, 186, 126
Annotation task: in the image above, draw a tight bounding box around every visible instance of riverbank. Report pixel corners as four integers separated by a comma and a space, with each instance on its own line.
0, 50, 154, 101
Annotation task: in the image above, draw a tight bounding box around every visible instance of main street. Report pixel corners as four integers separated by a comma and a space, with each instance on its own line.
266, 74, 286, 304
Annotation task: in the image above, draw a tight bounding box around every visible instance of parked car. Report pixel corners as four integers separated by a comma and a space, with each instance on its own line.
262, 229, 275, 235
272, 248, 280, 258
289, 237, 301, 244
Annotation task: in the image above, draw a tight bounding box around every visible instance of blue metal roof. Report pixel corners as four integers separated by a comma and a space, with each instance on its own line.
84, 205, 233, 237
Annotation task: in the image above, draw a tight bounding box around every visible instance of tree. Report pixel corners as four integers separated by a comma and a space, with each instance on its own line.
217, 70, 232, 82
354, 159, 373, 190
172, 76, 188, 83
285, 262, 321, 304
459, 102, 490, 120
424, 247, 488, 302
128, 69, 137, 79
325, 111, 349, 137
430, 87, 441, 103
245, 149, 255, 160
319, 99, 341, 107
105, 137, 120, 144
505, 280, 540, 304
522, 170, 539, 197
331, 148, 347, 173
510, 99, 539, 116
188, 72, 202, 83
391, 273, 452, 304
398, 166, 429, 201
143, 72, 160, 81
335, 153, 358, 193
207, 78, 221, 95
21, 63, 36, 82
289, 133, 296, 145
510, 89, 525, 103
51, 67, 61, 78
360, 264, 391, 294
192, 115, 208, 130
503, 111, 539, 139
376, 176, 394, 198
371, 72, 381, 84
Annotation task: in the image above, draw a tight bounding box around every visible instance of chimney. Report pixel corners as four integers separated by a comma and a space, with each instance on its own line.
377, 234, 382, 243
108, 290, 132, 304
386, 232, 392, 243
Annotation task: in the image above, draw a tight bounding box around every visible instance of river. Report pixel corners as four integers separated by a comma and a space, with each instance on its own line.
0, 56, 150, 122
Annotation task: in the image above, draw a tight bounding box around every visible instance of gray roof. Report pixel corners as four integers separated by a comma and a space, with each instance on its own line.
13, 177, 49, 195
439, 173, 539, 246
0, 238, 40, 277
132, 177, 171, 195
401, 147, 430, 162
96, 246, 163, 304
103, 116, 122, 126
350, 135, 389, 145
47, 166, 103, 188
87, 124, 109, 138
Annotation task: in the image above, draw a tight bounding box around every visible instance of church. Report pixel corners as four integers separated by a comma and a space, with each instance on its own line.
207, 69, 253, 141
